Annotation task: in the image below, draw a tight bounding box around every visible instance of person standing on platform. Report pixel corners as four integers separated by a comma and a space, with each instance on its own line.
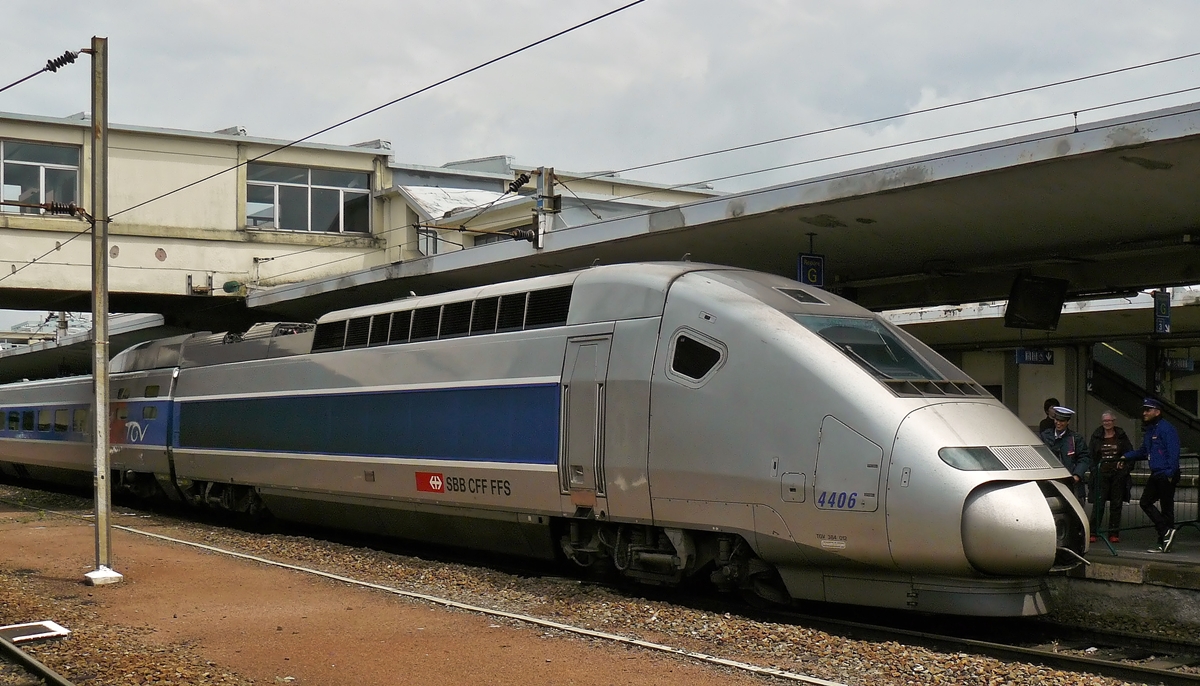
1124, 398, 1182, 553
1087, 411, 1133, 543
1041, 406, 1091, 502
1039, 397, 1061, 434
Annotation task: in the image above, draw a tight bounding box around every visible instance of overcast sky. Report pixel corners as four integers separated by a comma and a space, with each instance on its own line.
3, 1, 1200, 328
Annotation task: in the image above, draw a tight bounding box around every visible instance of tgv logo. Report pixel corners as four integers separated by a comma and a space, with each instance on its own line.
125, 421, 147, 443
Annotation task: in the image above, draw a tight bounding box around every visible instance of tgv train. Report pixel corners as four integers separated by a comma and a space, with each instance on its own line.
0, 263, 1088, 615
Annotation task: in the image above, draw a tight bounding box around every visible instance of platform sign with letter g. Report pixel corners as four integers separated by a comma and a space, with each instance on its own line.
798, 254, 825, 288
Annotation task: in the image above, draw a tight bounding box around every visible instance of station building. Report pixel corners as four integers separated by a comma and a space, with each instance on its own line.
1, 110, 716, 328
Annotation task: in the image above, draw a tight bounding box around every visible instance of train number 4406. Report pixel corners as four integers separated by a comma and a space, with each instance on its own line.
817, 491, 858, 509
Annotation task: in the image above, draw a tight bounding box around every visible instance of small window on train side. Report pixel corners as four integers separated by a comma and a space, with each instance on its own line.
669, 332, 725, 384
344, 316, 371, 349
368, 313, 391, 347
22, 411, 34, 431
116, 406, 128, 421
471, 297, 499, 335
54, 409, 69, 432
144, 385, 160, 398
389, 310, 412, 344
496, 293, 526, 332
116, 387, 130, 400
7, 411, 18, 431
37, 410, 51, 431
410, 306, 440, 342
72, 409, 88, 433
143, 406, 158, 420
311, 320, 348, 352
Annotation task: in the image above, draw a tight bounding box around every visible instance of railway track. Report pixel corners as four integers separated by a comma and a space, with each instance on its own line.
0, 636, 72, 686
5, 481, 1200, 685
740, 607, 1200, 685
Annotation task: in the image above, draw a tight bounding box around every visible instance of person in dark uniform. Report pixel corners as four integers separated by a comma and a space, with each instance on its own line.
1040, 406, 1090, 502
1038, 397, 1060, 434
1124, 398, 1182, 553
1087, 411, 1133, 543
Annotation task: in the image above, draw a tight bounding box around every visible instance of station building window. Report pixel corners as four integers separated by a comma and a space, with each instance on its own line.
0, 140, 79, 215
246, 163, 370, 233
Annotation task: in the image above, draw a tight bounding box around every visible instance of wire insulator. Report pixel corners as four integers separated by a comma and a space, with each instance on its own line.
44, 202, 79, 216
508, 227, 536, 243
45, 51, 79, 73
508, 173, 531, 194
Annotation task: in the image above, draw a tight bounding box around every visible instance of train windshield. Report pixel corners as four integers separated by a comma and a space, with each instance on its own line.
794, 315, 943, 381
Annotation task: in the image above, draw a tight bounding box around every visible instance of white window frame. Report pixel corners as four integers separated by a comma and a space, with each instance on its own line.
0, 139, 80, 215
245, 165, 370, 233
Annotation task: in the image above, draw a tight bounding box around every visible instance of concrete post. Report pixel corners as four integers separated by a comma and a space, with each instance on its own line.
85, 35, 121, 586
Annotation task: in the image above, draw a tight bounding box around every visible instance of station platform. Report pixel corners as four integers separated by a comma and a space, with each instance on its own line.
1053, 517, 1200, 630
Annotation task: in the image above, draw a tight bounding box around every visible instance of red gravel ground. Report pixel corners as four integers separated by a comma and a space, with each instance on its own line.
0, 505, 769, 686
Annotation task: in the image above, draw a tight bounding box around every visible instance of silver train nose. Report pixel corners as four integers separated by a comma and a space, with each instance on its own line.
960, 481, 1058, 576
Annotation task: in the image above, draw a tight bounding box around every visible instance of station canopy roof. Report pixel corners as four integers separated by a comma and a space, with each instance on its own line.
248, 101, 1200, 322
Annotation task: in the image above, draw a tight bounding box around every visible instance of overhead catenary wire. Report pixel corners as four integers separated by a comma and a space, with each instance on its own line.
433, 47, 1200, 223
0, 49, 85, 95
0, 4, 645, 287
247, 85, 1200, 300
106, 0, 647, 221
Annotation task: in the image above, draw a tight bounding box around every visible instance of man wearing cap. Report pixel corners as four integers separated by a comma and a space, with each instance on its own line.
1125, 398, 1182, 553
1040, 406, 1091, 502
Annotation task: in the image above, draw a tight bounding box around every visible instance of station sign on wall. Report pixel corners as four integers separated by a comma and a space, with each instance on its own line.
1015, 347, 1055, 365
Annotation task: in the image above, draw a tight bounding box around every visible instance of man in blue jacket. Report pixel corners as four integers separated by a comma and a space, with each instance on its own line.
1040, 406, 1090, 502
1124, 398, 1182, 553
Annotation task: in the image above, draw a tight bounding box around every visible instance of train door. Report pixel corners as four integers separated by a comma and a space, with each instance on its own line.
560, 336, 612, 514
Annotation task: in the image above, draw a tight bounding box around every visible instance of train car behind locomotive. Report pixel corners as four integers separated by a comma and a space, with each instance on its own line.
0, 263, 1088, 615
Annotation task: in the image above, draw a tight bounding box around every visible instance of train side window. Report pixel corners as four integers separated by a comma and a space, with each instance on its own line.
368, 313, 391, 347
7, 411, 18, 431
496, 293, 526, 332
471, 296, 499, 335
37, 410, 51, 431
22, 411, 34, 431
143, 406, 158, 420
72, 409, 89, 433
116, 406, 128, 421
668, 331, 726, 385
389, 310, 412, 344
116, 387, 130, 400
144, 385, 160, 398
54, 409, 69, 432
410, 306, 440, 342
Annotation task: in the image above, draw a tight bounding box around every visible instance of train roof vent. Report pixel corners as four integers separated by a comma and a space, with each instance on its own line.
524, 285, 573, 329
882, 379, 988, 398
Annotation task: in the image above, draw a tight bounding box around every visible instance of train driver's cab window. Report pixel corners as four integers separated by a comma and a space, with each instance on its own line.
794, 315, 942, 382
667, 330, 725, 386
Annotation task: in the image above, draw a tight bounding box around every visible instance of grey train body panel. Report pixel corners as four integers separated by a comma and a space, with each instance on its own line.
0, 262, 1088, 616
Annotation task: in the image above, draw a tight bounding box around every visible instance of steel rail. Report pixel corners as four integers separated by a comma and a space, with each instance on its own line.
758, 608, 1200, 686
0, 636, 75, 686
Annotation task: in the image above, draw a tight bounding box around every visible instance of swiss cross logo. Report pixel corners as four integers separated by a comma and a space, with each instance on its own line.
416, 472, 444, 493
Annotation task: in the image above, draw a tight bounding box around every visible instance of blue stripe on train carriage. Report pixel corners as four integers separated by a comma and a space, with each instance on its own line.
174, 383, 561, 464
